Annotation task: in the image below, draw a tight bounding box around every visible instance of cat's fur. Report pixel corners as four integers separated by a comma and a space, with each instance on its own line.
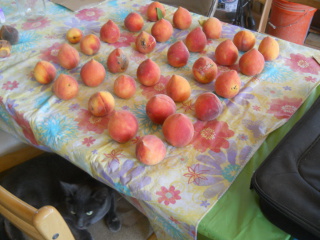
0, 153, 121, 240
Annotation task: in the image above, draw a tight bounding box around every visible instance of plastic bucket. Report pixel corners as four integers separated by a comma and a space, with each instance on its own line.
266, 0, 317, 45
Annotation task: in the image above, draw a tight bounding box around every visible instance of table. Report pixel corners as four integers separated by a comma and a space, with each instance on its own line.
0, 1, 319, 240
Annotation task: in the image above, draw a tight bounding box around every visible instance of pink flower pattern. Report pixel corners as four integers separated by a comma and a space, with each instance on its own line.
40, 43, 63, 63
252, 105, 261, 111
103, 149, 126, 163
140, 75, 170, 99
267, 96, 303, 119
2, 81, 19, 90
82, 136, 96, 147
285, 53, 320, 75
178, 100, 194, 113
156, 186, 181, 206
183, 164, 208, 185
22, 17, 50, 30
305, 76, 317, 83
12, 111, 39, 146
191, 120, 234, 153
111, 32, 136, 48
75, 109, 110, 134
75, 8, 104, 21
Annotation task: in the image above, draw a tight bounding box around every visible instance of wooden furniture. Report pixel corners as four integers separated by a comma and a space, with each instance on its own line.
0, 147, 75, 240
0, 146, 44, 172
257, 0, 320, 33
257, 0, 273, 33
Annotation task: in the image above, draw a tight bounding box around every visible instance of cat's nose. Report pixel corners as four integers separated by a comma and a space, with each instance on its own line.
77, 220, 86, 229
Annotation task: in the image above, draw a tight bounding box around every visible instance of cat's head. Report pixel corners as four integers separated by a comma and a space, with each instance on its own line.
60, 181, 113, 229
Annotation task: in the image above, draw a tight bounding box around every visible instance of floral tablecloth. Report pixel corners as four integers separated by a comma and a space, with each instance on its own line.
0, 0, 319, 239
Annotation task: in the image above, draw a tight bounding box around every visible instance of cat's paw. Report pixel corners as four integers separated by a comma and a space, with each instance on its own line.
70, 228, 94, 240
107, 216, 121, 232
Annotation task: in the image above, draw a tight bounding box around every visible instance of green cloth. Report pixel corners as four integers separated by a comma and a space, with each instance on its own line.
198, 86, 320, 240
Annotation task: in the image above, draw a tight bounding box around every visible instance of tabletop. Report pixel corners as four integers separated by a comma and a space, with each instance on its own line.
0, 0, 319, 240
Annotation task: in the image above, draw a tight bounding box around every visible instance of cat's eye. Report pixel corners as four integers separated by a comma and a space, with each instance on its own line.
86, 211, 93, 216
70, 211, 76, 215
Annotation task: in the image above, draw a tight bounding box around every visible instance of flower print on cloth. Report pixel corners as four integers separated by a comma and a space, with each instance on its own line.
94, 158, 152, 201
200, 200, 210, 208
12, 110, 39, 146
75, 8, 104, 21
141, 75, 170, 99
132, 104, 161, 135
35, 114, 77, 151
260, 61, 297, 83
75, 109, 109, 134
22, 17, 50, 30
184, 164, 208, 185
285, 53, 320, 75
33, 92, 52, 113
146, 204, 190, 240
82, 136, 96, 147
156, 186, 181, 206
267, 96, 303, 119
2, 98, 37, 145
182, 222, 196, 239
178, 99, 194, 113
69, 103, 80, 111
220, 23, 239, 39
40, 42, 63, 63
2, 81, 19, 91
191, 140, 252, 198
263, 86, 283, 97
0, 97, 14, 127
191, 120, 234, 153
104, 149, 126, 163
59, 18, 101, 36
242, 119, 266, 139
225, 86, 255, 115
14, 31, 40, 53
305, 76, 317, 83
111, 32, 135, 48
155, 29, 189, 53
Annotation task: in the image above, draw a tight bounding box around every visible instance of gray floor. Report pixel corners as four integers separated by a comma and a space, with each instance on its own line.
89, 192, 153, 240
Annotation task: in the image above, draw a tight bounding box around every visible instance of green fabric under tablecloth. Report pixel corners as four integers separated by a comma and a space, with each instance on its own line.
198, 85, 320, 240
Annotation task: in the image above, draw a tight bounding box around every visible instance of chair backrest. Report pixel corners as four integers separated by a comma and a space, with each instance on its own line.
0, 185, 75, 240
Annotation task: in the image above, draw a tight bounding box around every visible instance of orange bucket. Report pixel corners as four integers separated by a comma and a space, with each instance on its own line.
266, 0, 317, 45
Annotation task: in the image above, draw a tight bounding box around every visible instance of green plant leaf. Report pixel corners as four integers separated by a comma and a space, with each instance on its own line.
156, 7, 163, 20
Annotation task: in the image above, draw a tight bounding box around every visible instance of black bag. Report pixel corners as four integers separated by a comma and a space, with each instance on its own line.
251, 95, 320, 240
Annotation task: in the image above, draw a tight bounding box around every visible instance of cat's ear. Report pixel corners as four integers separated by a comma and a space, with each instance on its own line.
92, 187, 110, 202
60, 181, 78, 196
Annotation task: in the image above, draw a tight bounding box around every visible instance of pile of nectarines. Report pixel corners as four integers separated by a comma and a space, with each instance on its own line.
31, 1, 280, 166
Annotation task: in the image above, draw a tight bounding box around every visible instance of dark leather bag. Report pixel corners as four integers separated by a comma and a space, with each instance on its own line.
251, 95, 320, 240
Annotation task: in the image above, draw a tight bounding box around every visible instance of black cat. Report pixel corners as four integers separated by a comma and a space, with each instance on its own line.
0, 153, 121, 240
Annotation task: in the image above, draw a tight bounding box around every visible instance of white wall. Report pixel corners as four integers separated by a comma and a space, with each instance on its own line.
0, 129, 28, 156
